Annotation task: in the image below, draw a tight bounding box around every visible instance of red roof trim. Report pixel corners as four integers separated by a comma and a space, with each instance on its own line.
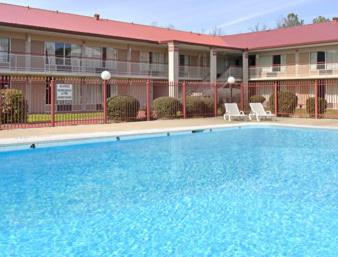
0, 22, 161, 45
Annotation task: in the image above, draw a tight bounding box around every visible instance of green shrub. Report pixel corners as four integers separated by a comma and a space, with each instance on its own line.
152, 97, 182, 119
269, 91, 298, 116
306, 97, 327, 115
203, 97, 214, 114
0, 89, 27, 124
186, 96, 214, 117
250, 95, 266, 103
107, 95, 140, 121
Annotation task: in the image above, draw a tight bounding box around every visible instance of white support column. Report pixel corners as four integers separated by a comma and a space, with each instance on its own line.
127, 45, 132, 75
295, 50, 299, 77
25, 35, 31, 71
81, 43, 86, 72
242, 51, 249, 107
168, 42, 179, 97
210, 49, 217, 83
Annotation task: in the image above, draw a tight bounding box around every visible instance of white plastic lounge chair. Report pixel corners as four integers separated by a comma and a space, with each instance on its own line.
223, 103, 247, 121
249, 103, 276, 121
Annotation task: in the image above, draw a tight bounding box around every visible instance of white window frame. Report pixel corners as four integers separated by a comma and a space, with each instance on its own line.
0, 37, 10, 63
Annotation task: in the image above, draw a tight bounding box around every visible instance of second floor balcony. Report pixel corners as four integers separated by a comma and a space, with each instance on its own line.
0, 53, 169, 79
249, 63, 338, 80
0, 53, 217, 80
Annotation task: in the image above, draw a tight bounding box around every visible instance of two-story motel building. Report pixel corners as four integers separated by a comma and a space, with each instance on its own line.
1, 3, 338, 114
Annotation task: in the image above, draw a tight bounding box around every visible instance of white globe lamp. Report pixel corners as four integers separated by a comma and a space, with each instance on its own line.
227, 76, 236, 84
101, 70, 111, 81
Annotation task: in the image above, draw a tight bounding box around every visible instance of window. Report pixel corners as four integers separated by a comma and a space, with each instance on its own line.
55, 42, 71, 66
45, 42, 80, 69
272, 55, 281, 72
105, 47, 118, 70
249, 55, 256, 66
317, 51, 325, 70
179, 55, 185, 66
0, 37, 9, 63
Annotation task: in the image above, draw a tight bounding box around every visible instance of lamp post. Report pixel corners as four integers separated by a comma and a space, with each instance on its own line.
101, 71, 111, 124
227, 76, 236, 102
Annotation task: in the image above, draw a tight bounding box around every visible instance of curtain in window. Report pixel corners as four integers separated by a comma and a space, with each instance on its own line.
310, 52, 317, 71
280, 55, 286, 72
84, 46, 101, 71
326, 50, 338, 70
260, 55, 272, 73
45, 42, 56, 66
152, 52, 165, 72
140, 51, 149, 72
0, 38, 9, 63
106, 48, 118, 70
71, 44, 81, 71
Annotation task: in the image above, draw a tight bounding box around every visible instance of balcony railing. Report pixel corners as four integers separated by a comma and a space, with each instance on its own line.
179, 65, 210, 80
249, 63, 338, 80
0, 53, 169, 78
217, 66, 243, 82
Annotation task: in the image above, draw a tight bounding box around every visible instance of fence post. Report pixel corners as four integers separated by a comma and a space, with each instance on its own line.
274, 82, 278, 116
102, 79, 108, 123
240, 83, 244, 111
146, 79, 151, 121
315, 80, 318, 119
182, 81, 187, 119
214, 82, 218, 117
50, 78, 56, 127
0, 91, 2, 129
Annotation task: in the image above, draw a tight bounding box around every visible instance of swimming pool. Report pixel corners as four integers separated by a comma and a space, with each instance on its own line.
0, 126, 337, 256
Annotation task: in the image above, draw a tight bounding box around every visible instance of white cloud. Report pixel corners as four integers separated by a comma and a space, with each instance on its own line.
214, 0, 310, 29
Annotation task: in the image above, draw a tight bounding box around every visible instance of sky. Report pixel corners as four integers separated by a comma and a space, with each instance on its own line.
2, 0, 338, 34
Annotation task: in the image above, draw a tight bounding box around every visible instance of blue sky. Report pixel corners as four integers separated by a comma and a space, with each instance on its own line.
3, 0, 338, 34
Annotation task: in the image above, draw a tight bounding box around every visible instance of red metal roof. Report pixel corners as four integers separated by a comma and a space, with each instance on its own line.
1, 3, 338, 51
222, 22, 338, 50
0, 3, 236, 49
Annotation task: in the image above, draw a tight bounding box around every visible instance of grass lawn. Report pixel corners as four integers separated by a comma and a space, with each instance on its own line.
294, 108, 338, 117
28, 112, 103, 123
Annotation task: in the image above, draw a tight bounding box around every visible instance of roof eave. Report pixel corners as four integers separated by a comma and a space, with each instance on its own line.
159, 40, 244, 50
248, 39, 338, 51
0, 22, 161, 45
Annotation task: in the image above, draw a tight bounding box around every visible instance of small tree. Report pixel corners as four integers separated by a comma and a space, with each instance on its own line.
306, 97, 327, 116
107, 96, 140, 121
152, 97, 182, 119
269, 91, 298, 116
277, 13, 304, 28
0, 89, 27, 124
312, 16, 330, 24
249, 22, 269, 32
250, 95, 266, 103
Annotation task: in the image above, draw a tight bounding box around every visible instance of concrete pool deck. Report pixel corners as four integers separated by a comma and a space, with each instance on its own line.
1, 117, 338, 146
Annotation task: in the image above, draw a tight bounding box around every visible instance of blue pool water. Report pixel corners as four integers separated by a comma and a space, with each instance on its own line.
0, 126, 337, 256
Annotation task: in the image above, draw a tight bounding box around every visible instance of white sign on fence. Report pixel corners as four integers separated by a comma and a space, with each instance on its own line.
57, 84, 73, 101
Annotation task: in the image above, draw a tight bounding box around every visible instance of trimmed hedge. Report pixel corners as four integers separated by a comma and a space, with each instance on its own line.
306, 97, 327, 115
152, 97, 182, 119
107, 95, 140, 121
0, 89, 27, 124
186, 96, 214, 117
250, 95, 266, 103
269, 91, 298, 116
